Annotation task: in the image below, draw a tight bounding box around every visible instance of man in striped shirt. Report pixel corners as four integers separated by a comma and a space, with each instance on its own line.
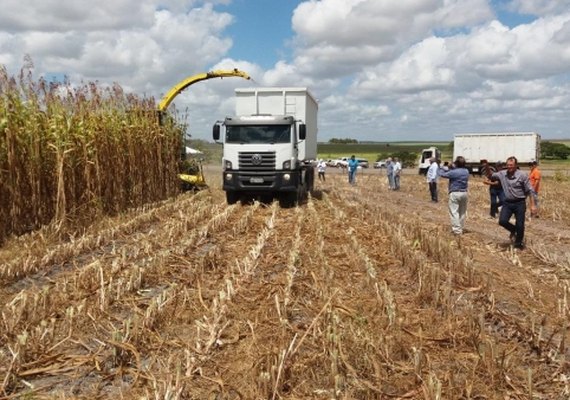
490, 156, 536, 250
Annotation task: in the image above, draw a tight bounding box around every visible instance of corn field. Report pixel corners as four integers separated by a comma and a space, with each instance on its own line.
1, 163, 570, 398
0, 65, 182, 244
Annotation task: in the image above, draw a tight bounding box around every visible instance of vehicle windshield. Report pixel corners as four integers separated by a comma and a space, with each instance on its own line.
226, 125, 291, 144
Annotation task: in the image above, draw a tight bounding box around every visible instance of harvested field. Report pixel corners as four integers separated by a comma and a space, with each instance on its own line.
1, 168, 570, 399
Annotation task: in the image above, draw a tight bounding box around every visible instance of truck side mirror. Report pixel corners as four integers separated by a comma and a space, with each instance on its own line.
213, 124, 220, 141
299, 124, 306, 141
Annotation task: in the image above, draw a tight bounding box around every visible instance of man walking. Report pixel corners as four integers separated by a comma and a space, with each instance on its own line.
393, 158, 402, 190
489, 156, 536, 249
426, 157, 439, 202
438, 156, 470, 235
348, 155, 359, 185
317, 159, 327, 182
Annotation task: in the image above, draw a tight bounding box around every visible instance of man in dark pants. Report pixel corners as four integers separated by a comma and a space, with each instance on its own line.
488, 156, 536, 249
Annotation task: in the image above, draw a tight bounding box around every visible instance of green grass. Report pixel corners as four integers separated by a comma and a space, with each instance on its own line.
317, 142, 450, 162
197, 141, 452, 164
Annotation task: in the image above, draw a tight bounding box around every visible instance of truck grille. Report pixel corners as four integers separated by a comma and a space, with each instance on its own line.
238, 151, 276, 171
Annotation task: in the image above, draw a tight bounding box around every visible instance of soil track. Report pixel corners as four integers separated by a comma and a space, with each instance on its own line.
1, 167, 570, 399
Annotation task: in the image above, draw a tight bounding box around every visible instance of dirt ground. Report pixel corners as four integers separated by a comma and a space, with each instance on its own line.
1, 165, 570, 399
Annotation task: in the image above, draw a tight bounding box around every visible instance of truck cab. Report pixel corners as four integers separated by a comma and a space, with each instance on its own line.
213, 87, 318, 207
418, 147, 441, 175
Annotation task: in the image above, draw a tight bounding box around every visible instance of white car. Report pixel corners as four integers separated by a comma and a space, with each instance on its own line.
330, 157, 349, 168
373, 161, 386, 169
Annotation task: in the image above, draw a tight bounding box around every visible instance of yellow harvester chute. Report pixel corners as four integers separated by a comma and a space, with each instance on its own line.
158, 68, 251, 190
158, 68, 251, 112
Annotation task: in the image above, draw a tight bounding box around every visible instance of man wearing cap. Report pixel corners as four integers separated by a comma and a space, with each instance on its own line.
528, 161, 541, 217
489, 156, 536, 249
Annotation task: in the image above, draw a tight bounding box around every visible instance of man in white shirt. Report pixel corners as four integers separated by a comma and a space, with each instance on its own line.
393, 158, 402, 190
317, 159, 327, 182
426, 158, 439, 202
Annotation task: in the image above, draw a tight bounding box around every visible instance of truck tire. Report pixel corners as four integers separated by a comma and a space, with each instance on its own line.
279, 192, 297, 208
305, 168, 315, 193
226, 191, 239, 205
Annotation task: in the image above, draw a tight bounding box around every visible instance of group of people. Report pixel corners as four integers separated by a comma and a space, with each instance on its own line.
317, 155, 402, 187
426, 156, 541, 250
315, 157, 357, 183
317, 154, 542, 250
384, 157, 402, 190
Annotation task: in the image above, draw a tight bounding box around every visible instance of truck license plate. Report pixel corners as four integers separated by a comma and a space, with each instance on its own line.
250, 177, 264, 183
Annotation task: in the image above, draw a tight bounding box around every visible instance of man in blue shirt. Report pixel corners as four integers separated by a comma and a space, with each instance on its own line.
438, 156, 470, 235
348, 155, 359, 185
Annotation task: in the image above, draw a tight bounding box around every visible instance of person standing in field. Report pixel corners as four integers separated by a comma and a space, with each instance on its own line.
317, 159, 327, 182
393, 157, 402, 190
528, 161, 541, 217
386, 157, 395, 190
348, 155, 359, 185
482, 161, 505, 219
426, 157, 439, 202
438, 156, 470, 235
489, 156, 536, 250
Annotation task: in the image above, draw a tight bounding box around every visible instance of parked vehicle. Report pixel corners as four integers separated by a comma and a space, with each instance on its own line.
356, 158, 369, 168
213, 87, 318, 207
330, 157, 348, 168
418, 147, 441, 175
453, 132, 541, 175
373, 161, 386, 169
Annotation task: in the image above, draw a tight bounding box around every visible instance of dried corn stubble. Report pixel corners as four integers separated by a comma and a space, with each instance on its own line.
2, 155, 570, 398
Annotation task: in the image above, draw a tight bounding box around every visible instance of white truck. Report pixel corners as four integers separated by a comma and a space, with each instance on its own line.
453, 132, 541, 175
213, 87, 318, 206
418, 146, 441, 175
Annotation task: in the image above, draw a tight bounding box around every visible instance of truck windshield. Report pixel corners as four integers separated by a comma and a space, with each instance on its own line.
226, 125, 291, 144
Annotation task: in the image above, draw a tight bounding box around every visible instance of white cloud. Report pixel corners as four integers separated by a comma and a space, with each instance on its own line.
0, 0, 569, 141
508, 0, 570, 16
0, 0, 156, 31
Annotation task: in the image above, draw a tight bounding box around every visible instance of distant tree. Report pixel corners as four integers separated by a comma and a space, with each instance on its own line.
541, 141, 570, 159
329, 138, 358, 144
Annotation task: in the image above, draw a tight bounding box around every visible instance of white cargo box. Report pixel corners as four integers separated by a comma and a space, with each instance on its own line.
235, 87, 318, 161
454, 132, 540, 164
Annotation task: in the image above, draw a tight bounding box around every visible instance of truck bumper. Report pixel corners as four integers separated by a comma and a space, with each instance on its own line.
222, 170, 301, 193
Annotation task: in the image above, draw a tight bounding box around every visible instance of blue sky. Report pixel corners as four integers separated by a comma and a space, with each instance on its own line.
223, 0, 298, 68
1, 0, 569, 141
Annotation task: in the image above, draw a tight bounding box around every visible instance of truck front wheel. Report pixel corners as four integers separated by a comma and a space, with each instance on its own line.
226, 191, 240, 205
279, 192, 297, 208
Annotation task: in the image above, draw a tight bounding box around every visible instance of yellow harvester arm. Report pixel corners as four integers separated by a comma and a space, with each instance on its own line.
158, 68, 251, 112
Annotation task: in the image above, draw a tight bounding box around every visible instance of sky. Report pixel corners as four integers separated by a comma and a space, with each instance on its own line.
1, 0, 570, 142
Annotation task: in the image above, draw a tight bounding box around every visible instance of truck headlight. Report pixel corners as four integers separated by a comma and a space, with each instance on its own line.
224, 160, 233, 170
283, 174, 291, 181
282, 160, 291, 170
225, 173, 233, 181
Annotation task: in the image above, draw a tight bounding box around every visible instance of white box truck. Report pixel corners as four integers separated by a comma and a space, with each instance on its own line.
453, 132, 541, 175
213, 87, 318, 206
